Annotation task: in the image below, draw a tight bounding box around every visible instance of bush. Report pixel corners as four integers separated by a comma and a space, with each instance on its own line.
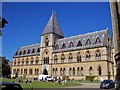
85, 75, 97, 82
62, 75, 70, 80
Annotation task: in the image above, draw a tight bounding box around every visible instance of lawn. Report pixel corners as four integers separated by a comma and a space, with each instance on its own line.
2, 78, 81, 88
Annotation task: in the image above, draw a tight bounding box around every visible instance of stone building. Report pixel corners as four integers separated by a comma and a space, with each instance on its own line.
11, 12, 115, 80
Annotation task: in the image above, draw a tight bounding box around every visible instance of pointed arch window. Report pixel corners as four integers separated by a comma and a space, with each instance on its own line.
95, 37, 101, 44
55, 44, 59, 50
23, 50, 26, 54
63, 68, 66, 75
55, 68, 58, 75
89, 66, 93, 75
98, 66, 102, 75
61, 43, 66, 49
45, 37, 49, 47
69, 68, 72, 76
27, 50, 31, 54
68, 53, 73, 62
54, 55, 58, 64
32, 49, 35, 53
37, 48, 40, 52
19, 51, 22, 55
81, 67, 84, 76
85, 39, 91, 45
69, 42, 74, 48
86, 51, 91, 61
96, 50, 101, 60
60, 68, 63, 75
73, 67, 75, 76
61, 54, 65, 63
77, 52, 81, 62
77, 67, 80, 76
77, 40, 82, 47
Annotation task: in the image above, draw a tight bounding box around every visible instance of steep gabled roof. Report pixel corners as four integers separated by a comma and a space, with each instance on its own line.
41, 11, 64, 37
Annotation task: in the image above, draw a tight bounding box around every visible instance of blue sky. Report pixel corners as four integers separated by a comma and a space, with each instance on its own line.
2, 2, 112, 61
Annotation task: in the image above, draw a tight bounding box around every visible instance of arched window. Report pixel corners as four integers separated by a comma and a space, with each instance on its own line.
81, 67, 84, 76
96, 50, 101, 60
15, 52, 18, 55
22, 58, 24, 65
55, 44, 59, 50
27, 50, 31, 54
89, 66, 93, 75
17, 69, 20, 74
61, 43, 66, 49
24, 69, 27, 75
77, 67, 80, 76
69, 42, 74, 48
73, 67, 75, 76
98, 66, 102, 75
37, 48, 40, 52
29, 69, 33, 75
18, 59, 20, 65
21, 69, 23, 75
55, 68, 58, 75
54, 55, 58, 64
19, 51, 22, 55
85, 39, 91, 45
77, 40, 82, 47
86, 51, 91, 61
23, 50, 26, 54
63, 68, 66, 75
53, 68, 55, 75
45, 37, 49, 47
95, 37, 101, 44
69, 68, 72, 76
61, 54, 65, 63
77, 52, 81, 62
26, 58, 29, 65
32, 49, 35, 53
60, 68, 63, 76
68, 53, 73, 62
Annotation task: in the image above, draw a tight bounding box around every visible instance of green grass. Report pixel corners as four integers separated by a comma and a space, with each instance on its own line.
2, 78, 81, 88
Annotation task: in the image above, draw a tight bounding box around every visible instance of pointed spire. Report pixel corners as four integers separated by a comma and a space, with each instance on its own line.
41, 11, 64, 37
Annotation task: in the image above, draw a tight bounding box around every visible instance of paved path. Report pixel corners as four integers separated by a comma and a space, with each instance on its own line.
65, 83, 100, 88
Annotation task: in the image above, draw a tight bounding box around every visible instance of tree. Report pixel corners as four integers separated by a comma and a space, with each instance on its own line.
0, 17, 8, 36
0, 56, 11, 77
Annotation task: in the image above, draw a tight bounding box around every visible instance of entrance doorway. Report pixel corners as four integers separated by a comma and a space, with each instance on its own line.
43, 69, 48, 75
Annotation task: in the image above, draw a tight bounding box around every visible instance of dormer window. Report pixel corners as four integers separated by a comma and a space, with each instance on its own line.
32, 49, 35, 53
55, 44, 59, 50
15, 52, 18, 55
61, 43, 66, 49
77, 40, 82, 47
27, 50, 31, 54
95, 37, 101, 44
19, 51, 22, 55
23, 50, 26, 54
37, 48, 40, 52
85, 39, 91, 45
69, 42, 74, 48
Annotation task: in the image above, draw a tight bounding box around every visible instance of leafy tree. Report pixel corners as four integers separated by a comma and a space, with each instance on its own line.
0, 17, 8, 36
0, 56, 11, 77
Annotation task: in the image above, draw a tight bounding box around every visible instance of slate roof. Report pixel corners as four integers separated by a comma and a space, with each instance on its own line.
13, 43, 40, 57
41, 11, 64, 37
54, 29, 109, 52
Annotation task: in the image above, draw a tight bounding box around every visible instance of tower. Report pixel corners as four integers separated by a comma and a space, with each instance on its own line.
40, 11, 64, 75
110, 1, 120, 88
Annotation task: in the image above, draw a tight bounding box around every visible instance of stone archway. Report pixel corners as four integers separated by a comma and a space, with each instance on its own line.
43, 69, 48, 75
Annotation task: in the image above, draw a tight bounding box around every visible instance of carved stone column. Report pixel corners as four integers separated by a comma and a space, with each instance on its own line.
110, 1, 120, 89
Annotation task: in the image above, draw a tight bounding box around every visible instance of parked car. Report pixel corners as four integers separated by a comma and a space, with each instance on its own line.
100, 80, 115, 89
1, 82, 23, 90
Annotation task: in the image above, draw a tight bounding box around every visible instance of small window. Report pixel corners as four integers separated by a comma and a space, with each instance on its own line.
85, 39, 91, 45
37, 48, 40, 52
19, 51, 22, 55
61, 43, 66, 49
77, 40, 82, 47
23, 50, 26, 54
32, 49, 35, 53
27, 50, 31, 54
95, 37, 101, 44
69, 42, 74, 48
55, 44, 59, 50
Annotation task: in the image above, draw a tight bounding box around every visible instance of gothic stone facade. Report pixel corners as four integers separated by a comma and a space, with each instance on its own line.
11, 12, 115, 80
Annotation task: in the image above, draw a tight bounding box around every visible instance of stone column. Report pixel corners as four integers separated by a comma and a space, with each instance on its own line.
110, 1, 120, 89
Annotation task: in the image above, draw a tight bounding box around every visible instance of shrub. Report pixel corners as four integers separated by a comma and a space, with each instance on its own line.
85, 75, 97, 82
